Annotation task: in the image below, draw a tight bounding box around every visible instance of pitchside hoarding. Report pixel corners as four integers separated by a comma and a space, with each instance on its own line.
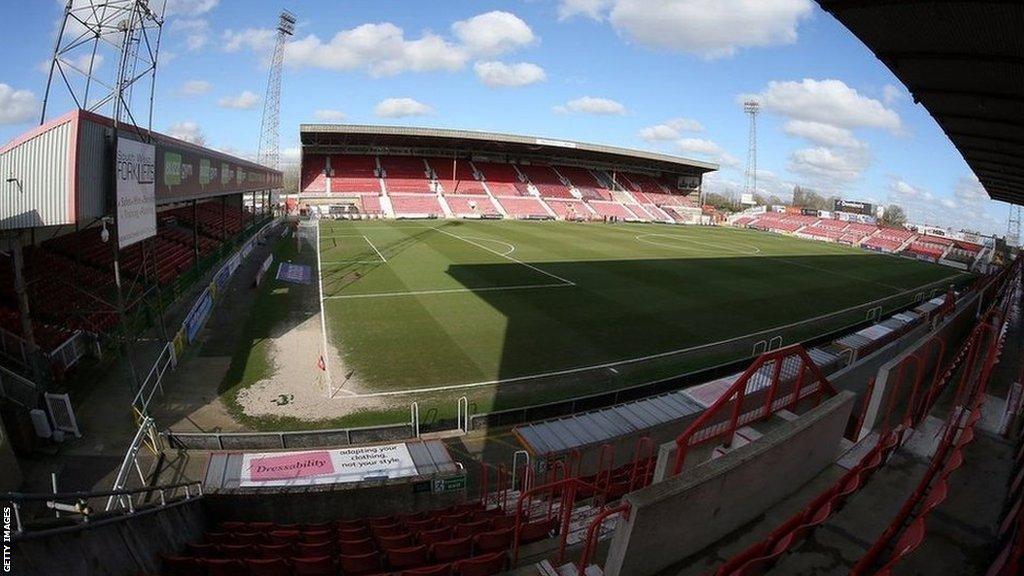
115, 137, 157, 248
239, 444, 419, 487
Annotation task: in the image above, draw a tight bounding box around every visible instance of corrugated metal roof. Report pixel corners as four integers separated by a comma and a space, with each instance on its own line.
514, 390, 703, 456
300, 124, 718, 175
816, 1, 1024, 205
0, 115, 74, 230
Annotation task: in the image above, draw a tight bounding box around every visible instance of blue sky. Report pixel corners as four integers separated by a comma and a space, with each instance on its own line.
0, 0, 1011, 235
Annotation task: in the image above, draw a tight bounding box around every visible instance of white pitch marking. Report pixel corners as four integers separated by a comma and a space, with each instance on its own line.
458, 235, 516, 256
363, 235, 387, 263
335, 273, 963, 399
434, 227, 576, 286
324, 282, 573, 300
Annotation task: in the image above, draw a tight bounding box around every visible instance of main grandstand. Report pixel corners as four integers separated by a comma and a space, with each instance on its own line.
4, 2, 1024, 576
296, 124, 711, 224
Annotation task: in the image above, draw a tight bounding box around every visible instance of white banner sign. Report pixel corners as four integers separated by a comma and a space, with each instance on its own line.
239, 444, 418, 487
116, 138, 157, 248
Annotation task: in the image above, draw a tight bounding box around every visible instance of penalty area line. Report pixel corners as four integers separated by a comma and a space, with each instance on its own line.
434, 227, 576, 286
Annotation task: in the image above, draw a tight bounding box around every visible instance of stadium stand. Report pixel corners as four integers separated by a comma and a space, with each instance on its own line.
391, 194, 445, 218
433, 159, 488, 196
493, 196, 550, 219
517, 165, 575, 199
862, 226, 915, 253
331, 155, 381, 194
359, 194, 384, 216
545, 199, 592, 220
163, 501, 514, 576
381, 157, 433, 194
302, 154, 328, 193
446, 195, 502, 218
587, 201, 635, 220
473, 163, 526, 197
556, 166, 613, 201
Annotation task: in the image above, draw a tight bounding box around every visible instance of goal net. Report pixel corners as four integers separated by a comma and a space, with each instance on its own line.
296, 217, 319, 254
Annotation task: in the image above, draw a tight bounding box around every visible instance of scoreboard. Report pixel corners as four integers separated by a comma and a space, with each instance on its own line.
834, 199, 875, 216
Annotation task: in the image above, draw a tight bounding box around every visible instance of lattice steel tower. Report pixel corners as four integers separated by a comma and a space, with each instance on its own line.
258, 10, 295, 170
1008, 205, 1022, 247
743, 100, 760, 196
42, 0, 166, 133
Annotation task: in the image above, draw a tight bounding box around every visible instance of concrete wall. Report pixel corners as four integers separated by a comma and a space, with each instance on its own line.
13, 499, 206, 576
858, 292, 980, 437
0, 410, 22, 492
603, 391, 855, 576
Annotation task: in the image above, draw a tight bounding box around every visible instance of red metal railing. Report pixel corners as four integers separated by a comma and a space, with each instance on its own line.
851, 279, 1014, 574
578, 502, 631, 572
671, 344, 838, 476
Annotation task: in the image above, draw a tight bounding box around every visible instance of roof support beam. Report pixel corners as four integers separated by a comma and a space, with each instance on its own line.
912, 88, 1024, 105
948, 131, 1024, 147
878, 51, 1024, 68
933, 112, 1024, 131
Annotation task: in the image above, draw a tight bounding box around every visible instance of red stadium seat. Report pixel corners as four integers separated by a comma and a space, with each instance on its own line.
340, 551, 384, 576
203, 558, 248, 576
245, 558, 292, 576
517, 518, 555, 544
373, 523, 408, 538
453, 520, 490, 539
257, 543, 294, 559
379, 533, 415, 551
339, 537, 377, 556
338, 518, 368, 530
293, 555, 336, 576
249, 521, 276, 533
205, 531, 233, 545
431, 537, 473, 563
338, 525, 371, 541
301, 530, 334, 544
233, 532, 265, 545
296, 541, 334, 558
418, 526, 454, 546
220, 544, 255, 559
303, 522, 334, 533
388, 545, 430, 570
219, 521, 247, 532
406, 517, 439, 534
269, 530, 301, 545
402, 563, 453, 576
455, 551, 507, 576
473, 528, 513, 553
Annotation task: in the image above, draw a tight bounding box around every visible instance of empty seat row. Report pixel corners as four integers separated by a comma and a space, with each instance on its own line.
161, 550, 507, 576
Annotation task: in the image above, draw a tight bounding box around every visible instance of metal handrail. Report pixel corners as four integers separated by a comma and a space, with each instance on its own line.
671, 344, 837, 476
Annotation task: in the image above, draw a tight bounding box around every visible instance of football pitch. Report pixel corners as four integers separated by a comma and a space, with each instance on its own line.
222, 219, 969, 429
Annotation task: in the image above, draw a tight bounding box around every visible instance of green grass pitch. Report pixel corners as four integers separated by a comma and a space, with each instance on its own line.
221, 219, 968, 429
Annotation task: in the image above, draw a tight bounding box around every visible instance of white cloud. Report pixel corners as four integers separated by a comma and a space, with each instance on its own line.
676, 138, 722, 157
166, 121, 205, 145
314, 109, 347, 122
639, 117, 703, 141
0, 84, 39, 125
164, 0, 219, 18
179, 79, 211, 96
888, 178, 934, 203
554, 96, 626, 115
560, 0, 813, 59
375, 98, 433, 118
452, 11, 536, 57
227, 12, 536, 77
474, 61, 546, 88
223, 28, 278, 53
788, 146, 870, 187
743, 79, 902, 133
558, 0, 614, 20
882, 84, 904, 106
172, 18, 210, 51
283, 23, 468, 76
783, 120, 862, 149
218, 90, 260, 109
